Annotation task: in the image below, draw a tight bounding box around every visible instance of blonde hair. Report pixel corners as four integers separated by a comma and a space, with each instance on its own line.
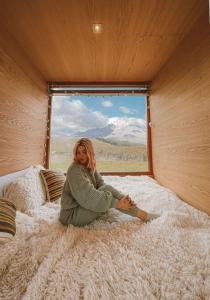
73, 138, 96, 172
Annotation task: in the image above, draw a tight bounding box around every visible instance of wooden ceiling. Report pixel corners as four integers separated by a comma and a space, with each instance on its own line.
0, 0, 207, 82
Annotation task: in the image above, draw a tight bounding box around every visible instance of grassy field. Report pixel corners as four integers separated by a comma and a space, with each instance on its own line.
50, 137, 148, 172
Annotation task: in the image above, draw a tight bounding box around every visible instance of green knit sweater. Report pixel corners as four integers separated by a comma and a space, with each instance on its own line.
61, 162, 123, 212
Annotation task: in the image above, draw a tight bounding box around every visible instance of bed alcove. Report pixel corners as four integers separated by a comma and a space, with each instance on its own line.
0, 0, 209, 215
0, 1, 210, 298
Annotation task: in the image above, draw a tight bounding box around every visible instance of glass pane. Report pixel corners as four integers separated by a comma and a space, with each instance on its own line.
50, 95, 148, 172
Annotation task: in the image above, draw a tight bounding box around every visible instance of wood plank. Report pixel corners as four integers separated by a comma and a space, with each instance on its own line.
150, 11, 210, 215
0, 0, 207, 82
0, 24, 48, 176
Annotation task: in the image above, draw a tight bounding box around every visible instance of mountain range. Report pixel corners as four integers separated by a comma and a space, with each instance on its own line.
74, 119, 147, 145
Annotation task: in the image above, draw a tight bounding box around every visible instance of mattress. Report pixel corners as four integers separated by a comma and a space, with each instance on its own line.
0, 175, 210, 300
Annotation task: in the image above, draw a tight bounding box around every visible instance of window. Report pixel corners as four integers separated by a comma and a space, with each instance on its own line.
49, 91, 152, 174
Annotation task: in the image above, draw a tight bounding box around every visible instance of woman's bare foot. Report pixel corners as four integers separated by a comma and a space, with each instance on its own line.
136, 209, 148, 221
137, 209, 160, 222
146, 213, 160, 222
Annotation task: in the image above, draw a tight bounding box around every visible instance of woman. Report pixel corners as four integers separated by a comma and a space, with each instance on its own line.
59, 138, 159, 227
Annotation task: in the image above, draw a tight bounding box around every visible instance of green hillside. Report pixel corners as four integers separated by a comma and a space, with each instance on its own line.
50, 137, 148, 172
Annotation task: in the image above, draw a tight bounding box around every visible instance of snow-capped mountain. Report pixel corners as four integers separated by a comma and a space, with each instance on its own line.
74, 117, 146, 145
75, 124, 114, 139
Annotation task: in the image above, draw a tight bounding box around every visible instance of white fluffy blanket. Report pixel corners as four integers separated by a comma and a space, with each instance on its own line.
1, 176, 210, 300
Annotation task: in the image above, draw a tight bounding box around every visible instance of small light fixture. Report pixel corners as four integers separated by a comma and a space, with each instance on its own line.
92, 23, 102, 34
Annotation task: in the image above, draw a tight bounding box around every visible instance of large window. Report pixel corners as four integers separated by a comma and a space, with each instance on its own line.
49, 94, 149, 173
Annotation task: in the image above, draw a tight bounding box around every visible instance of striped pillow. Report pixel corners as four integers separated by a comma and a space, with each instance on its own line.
0, 198, 16, 244
40, 170, 66, 202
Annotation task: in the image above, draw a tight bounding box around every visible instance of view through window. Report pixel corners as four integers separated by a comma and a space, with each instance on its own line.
49, 94, 148, 172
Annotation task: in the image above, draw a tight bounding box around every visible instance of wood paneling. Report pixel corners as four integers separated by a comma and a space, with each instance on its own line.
0, 24, 48, 176
150, 11, 210, 214
0, 0, 207, 82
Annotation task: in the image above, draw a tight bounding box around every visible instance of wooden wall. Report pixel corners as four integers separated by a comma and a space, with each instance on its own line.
150, 12, 210, 214
0, 25, 48, 176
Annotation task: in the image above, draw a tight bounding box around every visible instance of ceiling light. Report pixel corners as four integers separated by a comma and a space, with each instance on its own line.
92, 23, 102, 34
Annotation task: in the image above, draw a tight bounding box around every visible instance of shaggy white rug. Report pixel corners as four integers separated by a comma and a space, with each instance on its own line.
0, 176, 210, 300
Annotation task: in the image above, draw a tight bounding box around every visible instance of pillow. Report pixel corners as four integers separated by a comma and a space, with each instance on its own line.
4, 168, 46, 212
0, 198, 16, 244
33, 164, 45, 171
40, 169, 66, 202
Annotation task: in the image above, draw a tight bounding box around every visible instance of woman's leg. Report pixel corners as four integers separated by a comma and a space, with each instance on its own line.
98, 184, 147, 219
60, 207, 105, 227
98, 184, 124, 199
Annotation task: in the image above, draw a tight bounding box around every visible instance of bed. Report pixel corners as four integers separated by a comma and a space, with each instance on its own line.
0, 168, 210, 300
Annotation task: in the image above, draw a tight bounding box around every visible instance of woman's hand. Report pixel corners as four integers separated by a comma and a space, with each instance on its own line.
116, 195, 137, 210
126, 195, 137, 208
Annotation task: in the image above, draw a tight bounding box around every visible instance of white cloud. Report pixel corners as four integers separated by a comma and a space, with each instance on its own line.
108, 117, 146, 129
52, 97, 108, 136
101, 100, 113, 107
107, 117, 146, 144
119, 106, 137, 114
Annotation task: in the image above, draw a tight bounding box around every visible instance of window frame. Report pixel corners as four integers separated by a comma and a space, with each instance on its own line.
46, 83, 153, 177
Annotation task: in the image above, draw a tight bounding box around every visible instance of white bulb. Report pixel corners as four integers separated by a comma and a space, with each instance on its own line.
93, 23, 102, 33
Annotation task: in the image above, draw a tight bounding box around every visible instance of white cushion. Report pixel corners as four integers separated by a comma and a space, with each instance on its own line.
4, 168, 46, 213
0, 166, 33, 197
33, 164, 45, 171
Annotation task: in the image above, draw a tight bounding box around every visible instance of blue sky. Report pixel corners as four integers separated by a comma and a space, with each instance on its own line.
70, 95, 146, 119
